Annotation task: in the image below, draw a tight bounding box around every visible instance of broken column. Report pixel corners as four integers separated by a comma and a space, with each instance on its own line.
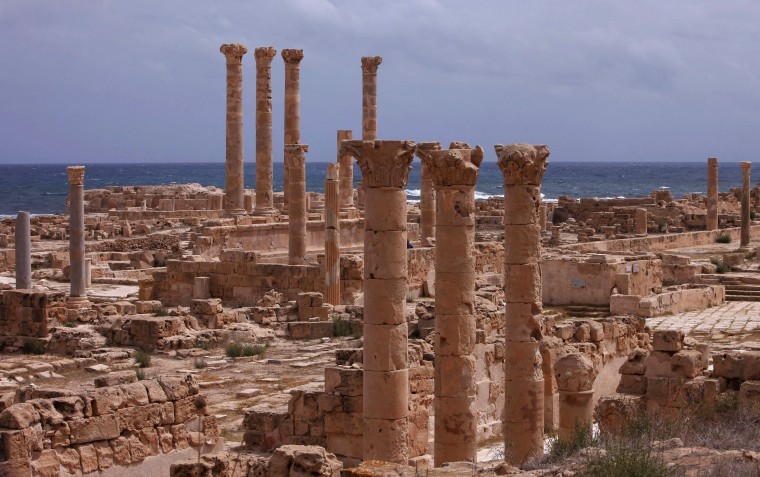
361, 57, 382, 140
496, 143, 550, 463
67, 166, 88, 303
324, 163, 340, 305
254, 46, 277, 215
286, 144, 308, 264
282, 49, 304, 213
14, 211, 31, 289
420, 143, 483, 466
707, 157, 718, 231
342, 139, 416, 463
337, 130, 354, 211
415, 142, 441, 246
220, 43, 247, 214
635, 208, 648, 235
555, 353, 597, 441
741, 161, 752, 249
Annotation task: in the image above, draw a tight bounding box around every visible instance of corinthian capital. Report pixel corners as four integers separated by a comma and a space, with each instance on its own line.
67, 166, 86, 186
361, 56, 382, 75
342, 139, 415, 188
254, 46, 277, 66
414, 142, 441, 162
281, 49, 304, 64
220, 43, 248, 61
422, 145, 483, 187
495, 143, 550, 186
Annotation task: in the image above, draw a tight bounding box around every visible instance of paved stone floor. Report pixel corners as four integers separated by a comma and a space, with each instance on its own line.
647, 301, 760, 350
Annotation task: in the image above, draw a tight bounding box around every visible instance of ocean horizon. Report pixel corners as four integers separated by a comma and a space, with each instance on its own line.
0, 161, 752, 216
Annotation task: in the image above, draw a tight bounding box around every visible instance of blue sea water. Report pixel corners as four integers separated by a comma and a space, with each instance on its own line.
0, 161, 750, 216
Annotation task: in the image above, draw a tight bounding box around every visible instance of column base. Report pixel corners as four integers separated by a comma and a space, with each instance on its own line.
66, 296, 92, 309
253, 207, 278, 216
224, 209, 247, 217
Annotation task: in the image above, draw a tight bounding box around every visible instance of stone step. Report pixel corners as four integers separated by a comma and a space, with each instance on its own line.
725, 295, 760, 302
725, 284, 760, 291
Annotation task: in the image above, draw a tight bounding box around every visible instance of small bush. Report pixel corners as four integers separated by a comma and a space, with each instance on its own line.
22, 340, 46, 355
655, 218, 668, 233
751, 210, 757, 221
136, 369, 145, 381
195, 341, 212, 351
63, 320, 76, 328
225, 342, 266, 358
548, 423, 597, 459
154, 307, 170, 317
194, 358, 207, 369
716, 233, 732, 244
134, 349, 152, 368
580, 443, 675, 477
710, 257, 730, 274
333, 318, 353, 337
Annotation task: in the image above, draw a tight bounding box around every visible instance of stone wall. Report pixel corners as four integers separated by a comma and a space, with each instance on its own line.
84, 184, 226, 213
0, 290, 67, 349
610, 284, 725, 317
0, 375, 220, 476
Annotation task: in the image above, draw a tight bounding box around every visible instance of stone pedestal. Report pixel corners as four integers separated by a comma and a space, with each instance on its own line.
342, 139, 416, 464
415, 142, 441, 246
282, 49, 304, 213
337, 130, 354, 211
707, 157, 718, 231
324, 163, 340, 305
194, 277, 211, 299
420, 144, 483, 466
286, 144, 308, 264
635, 208, 648, 235
15, 211, 32, 289
741, 161, 752, 249
254, 46, 277, 215
555, 353, 597, 441
67, 166, 88, 301
495, 143, 550, 464
220, 43, 247, 214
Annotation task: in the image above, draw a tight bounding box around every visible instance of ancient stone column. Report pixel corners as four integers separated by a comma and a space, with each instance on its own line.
337, 130, 354, 210
220, 43, 247, 214
495, 143, 550, 463
254, 46, 277, 215
707, 157, 718, 231
14, 211, 32, 289
741, 161, 752, 248
324, 163, 341, 305
635, 208, 648, 235
415, 142, 441, 246
67, 166, 88, 301
555, 353, 597, 441
282, 49, 304, 213
342, 139, 416, 463
286, 144, 308, 264
361, 57, 382, 140
419, 143, 483, 466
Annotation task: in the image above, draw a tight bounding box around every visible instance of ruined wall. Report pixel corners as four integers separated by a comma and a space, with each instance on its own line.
0, 290, 67, 350
0, 376, 220, 477
610, 284, 725, 317
84, 184, 225, 213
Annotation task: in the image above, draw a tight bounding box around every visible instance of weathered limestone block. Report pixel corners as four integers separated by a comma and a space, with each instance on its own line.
268, 444, 343, 476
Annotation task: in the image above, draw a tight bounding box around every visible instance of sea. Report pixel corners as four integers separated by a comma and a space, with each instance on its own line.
0, 161, 749, 216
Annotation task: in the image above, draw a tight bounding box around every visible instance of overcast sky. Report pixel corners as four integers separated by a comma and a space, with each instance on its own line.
1, 0, 759, 164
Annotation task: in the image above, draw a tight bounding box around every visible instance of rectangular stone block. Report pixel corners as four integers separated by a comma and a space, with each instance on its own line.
69, 414, 120, 444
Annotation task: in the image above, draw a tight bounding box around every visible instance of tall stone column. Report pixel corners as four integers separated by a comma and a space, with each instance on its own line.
286, 144, 308, 264
741, 161, 752, 249
707, 157, 718, 231
220, 43, 247, 214
282, 49, 304, 213
415, 142, 441, 246
420, 144, 483, 466
342, 139, 416, 463
324, 163, 341, 305
67, 166, 88, 301
361, 57, 382, 141
495, 143, 550, 464
254, 46, 277, 215
337, 130, 354, 210
15, 211, 32, 289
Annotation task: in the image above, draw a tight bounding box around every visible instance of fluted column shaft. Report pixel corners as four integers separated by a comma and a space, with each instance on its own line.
337, 130, 354, 210
361, 57, 382, 140
707, 157, 719, 231
496, 143, 550, 464
421, 145, 483, 466
324, 163, 341, 305
286, 145, 308, 264
220, 44, 247, 213
255, 47, 277, 215
416, 142, 441, 245
343, 139, 416, 464
741, 161, 752, 248
15, 211, 32, 289
67, 166, 87, 298
282, 49, 304, 213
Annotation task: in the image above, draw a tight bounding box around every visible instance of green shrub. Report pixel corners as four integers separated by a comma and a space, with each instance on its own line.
548, 423, 597, 459
751, 210, 757, 220
710, 257, 730, 274
154, 307, 170, 317
194, 358, 207, 369
135, 369, 145, 381
195, 341, 212, 351
225, 342, 266, 358
580, 443, 675, 477
333, 318, 353, 337
716, 233, 732, 244
22, 340, 46, 355
134, 349, 152, 368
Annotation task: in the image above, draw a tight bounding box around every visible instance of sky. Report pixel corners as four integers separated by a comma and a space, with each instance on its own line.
1, 0, 759, 164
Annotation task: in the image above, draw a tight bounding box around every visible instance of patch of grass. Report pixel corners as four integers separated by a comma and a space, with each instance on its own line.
710, 256, 730, 274
715, 233, 732, 244
580, 442, 675, 477
751, 210, 757, 221
154, 307, 170, 317
194, 357, 207, 369
63, 320, 76, 328
134, 349, 152, 368
333, 318, 353, 337
548, 423, 598, 459
225, 342, 267, 358
22, 340, 46, 355
195, 341, 212, 351
135, 369, 146, 381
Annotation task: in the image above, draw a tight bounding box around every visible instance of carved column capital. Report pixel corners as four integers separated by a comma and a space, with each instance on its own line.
281, 48, 304, 64
414, 142, 441, 161
495, 143, 550, 186
254, 46, 277, 66
361, 56, 383, 75
66, 166, 85, 186
742, 161, 752, 173
220, 43, 247, 61
342, 140, 416, 188
422, 145, 483, 188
